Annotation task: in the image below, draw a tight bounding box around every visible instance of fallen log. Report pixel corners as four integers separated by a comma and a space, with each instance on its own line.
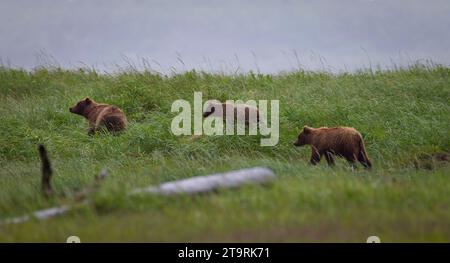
0, 146, 108, 226
0, 205, 71, 225
131, 167, 276, 195
1, 146, 276, 225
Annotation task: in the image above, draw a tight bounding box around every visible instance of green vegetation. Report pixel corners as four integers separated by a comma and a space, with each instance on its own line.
0, 64, 449, 242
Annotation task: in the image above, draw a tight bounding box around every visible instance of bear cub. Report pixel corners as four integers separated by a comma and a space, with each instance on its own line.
69, 97, 127, 135
294, 126, 372, 168
203, 101, 260, 126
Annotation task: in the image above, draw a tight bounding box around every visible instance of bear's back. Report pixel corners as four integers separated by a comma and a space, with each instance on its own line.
311, 127, 361, 151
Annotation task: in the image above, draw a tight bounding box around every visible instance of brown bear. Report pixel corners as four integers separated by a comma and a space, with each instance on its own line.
69, 97, 127, 135
203, 101, 260, 126
293, 125, 372, 168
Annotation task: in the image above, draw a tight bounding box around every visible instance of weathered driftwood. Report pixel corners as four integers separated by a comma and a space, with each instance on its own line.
0, 146, 108, 226
38, 144, 53, 198
0, 205, 71, 225
1, 146, 276, 225
131, 167, 276, 195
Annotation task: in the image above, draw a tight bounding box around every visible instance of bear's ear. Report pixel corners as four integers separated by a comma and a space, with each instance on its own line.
303, 125, 312, 134
85, 97, 92, 104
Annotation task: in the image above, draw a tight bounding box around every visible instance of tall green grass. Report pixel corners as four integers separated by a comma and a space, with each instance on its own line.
0, 64, 449, 242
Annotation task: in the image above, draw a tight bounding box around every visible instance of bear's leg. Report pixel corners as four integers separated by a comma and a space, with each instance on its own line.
357, 151, 372, 169
105, 116, 125, 133
325, 151, 335, 167
345, 154, 357, 169
105, 119, 116, 132
88, 125, 97, 136
310, 148, 321, 165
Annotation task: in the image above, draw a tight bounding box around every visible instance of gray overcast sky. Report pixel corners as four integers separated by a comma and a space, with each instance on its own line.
1, 0, 449, 73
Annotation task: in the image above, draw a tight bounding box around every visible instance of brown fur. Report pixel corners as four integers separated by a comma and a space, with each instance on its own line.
203, 102, 260, 126
294, 126, 372, 168
69, 97, 127, 135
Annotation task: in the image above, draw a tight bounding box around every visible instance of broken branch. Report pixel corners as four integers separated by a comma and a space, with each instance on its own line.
38, 144, 53, 198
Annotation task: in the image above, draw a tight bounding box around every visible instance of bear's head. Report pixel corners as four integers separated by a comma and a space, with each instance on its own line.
69, 97, 94, 116
293, 126, 313, 146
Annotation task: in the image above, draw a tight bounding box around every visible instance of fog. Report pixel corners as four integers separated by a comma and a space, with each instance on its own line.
1, 0, 449, 73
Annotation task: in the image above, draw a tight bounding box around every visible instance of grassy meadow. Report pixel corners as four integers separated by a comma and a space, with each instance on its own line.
0, 64, 449, 242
